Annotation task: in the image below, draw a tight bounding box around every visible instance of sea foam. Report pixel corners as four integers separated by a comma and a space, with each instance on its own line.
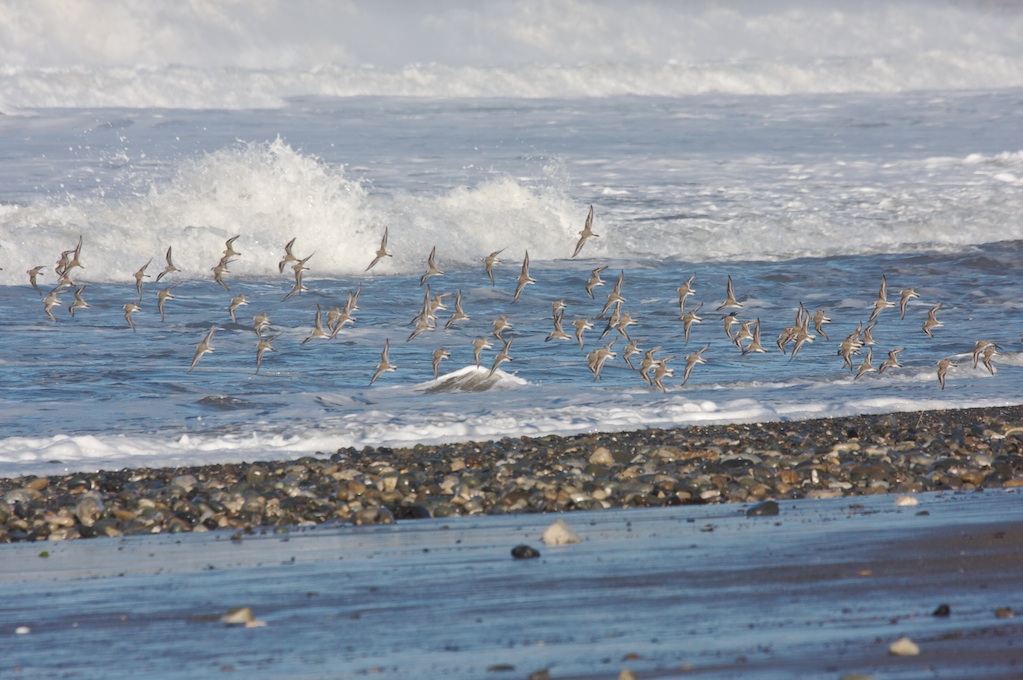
2, 1, 1023, 110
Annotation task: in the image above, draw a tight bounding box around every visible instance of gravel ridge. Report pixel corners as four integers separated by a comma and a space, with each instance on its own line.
2, 404, 1022, 542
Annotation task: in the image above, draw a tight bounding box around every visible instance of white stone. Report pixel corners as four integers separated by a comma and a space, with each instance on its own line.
589, 446, 614, 465
888, 636, 920, 656
541, 519, 581, 546
894, 495, 919, 507
221, 606, 255, 625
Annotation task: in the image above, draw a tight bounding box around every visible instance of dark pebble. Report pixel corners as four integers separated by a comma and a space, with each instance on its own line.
933, 604, 951, 617
511, 545, 540, 559
745, 500, 780, 517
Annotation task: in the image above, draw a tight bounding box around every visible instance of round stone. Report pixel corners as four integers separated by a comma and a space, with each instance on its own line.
589, 447, 614, 466
888, 636, 920, 656
745, 500, 779, 517
541, 519, 581, 546
511, 544, 540, 559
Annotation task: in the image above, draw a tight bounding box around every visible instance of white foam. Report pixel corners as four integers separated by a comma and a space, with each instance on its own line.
0, 138, 581, 283
1, 392, 1008, 478
2, 1, 1023, 109
2, 135, 1022, 284
416, 366, 529, 393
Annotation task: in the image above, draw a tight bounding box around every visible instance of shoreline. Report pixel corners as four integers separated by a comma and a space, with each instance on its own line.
2, 403, 1022, 543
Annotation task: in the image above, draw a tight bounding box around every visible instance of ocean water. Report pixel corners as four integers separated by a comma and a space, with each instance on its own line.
1, 1, 1022, 477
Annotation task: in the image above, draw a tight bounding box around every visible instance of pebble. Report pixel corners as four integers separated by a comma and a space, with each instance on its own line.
995, 607, 1014, 618
541, 519, 581, 546
589, 446, 614, 466
221, 606, 255, 625
894, 495, 919, 507
888, 636, 920, 656
745, 500, 779, 517
511, 545, 540, 559
0, 404, 1020, 543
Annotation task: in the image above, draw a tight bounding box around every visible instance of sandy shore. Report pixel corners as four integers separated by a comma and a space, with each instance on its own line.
1, 404, 1022, 542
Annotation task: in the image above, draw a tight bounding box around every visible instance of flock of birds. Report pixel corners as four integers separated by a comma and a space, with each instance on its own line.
9, 204, 1010, 392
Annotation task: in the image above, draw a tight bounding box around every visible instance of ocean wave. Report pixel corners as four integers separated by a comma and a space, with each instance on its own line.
2, 135, 1023, 284
3, 52, 1023, 111
416, 366, 529, 393
2, 1, 1023, 110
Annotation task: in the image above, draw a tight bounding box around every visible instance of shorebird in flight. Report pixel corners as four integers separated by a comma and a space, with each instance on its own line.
282, 270, 308, 301
420, 246, 443, 286
228, 294, 249, 323
898, 288, 919, 320
484, 249, 504, 285
431, 347, 451, 379
854, 347, 875, 380
936, 358, 954, 390
572, 204, 598, 258
837, 324, 864, 370
586, 341, 616, 380
980, 343, 998, 375
545, 310, 572, 342
134, 259, 152, 300
27, 266, 45, 295
869, 274, 894, 322
742, 319, 767, 355
444, 290, 471, 329
511, 250, 535, 302
189, 325, 217, 371
212, 259, 231, 291
622, 338, 641, 369
366, 228, 392, 271
971, 340, 996, 369
809, 309, 830, 341
922, 303, 943, 337
639, 346, 663, 385
56, 235, 83, 278
302, 305, 330, 344
43, 290, 61, 321
676, 274, 696, 317
252, 312, 272, 338
278, 237, 298, 273
472, 337, 493, 368
716, 275, 742, 311
489, 338, 513, 376
255, 334, 278, 374
682, 303, 703, 344
651, 356, 675, 393
122, 301, 141, 332
681, 344, 709, 386
490, 315, 512, 344
155, 283, 180, 322
223, 235, 241, 259
68, 285, 89, 317
370, 339, 396, 384
585, 265, 608, 299
573, 318, 594, 349
878, 347, 905, 374
156, 246, 180, 282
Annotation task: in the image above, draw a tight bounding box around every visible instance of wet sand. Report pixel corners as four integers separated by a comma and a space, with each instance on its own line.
2, 489, 1022, 679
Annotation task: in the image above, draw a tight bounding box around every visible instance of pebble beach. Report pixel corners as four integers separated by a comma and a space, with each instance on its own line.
3, 404, 1021, 543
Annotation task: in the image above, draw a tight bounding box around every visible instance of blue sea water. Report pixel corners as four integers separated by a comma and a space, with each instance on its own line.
1, 1, 1022, 477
